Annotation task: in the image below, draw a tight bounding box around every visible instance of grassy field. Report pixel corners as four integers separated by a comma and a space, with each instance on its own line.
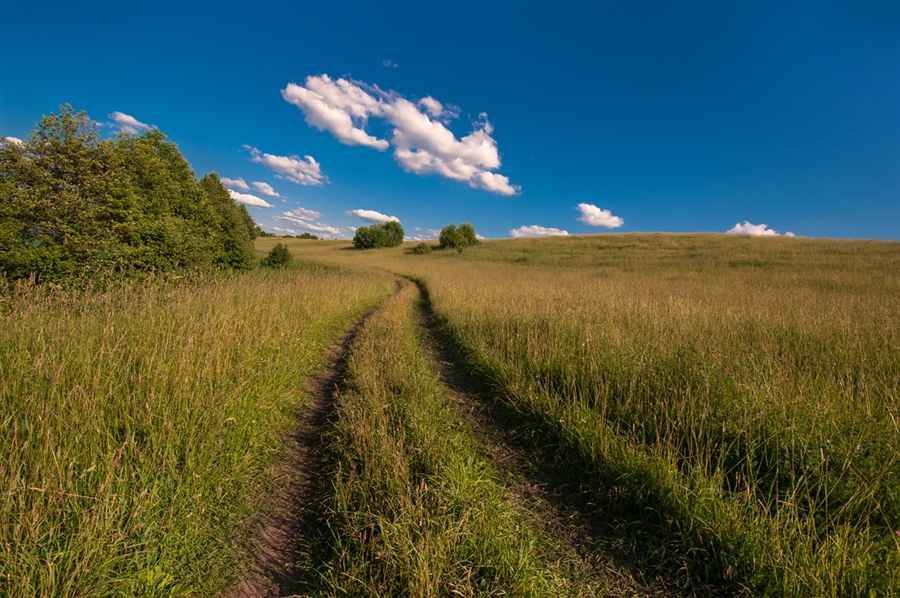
4, 233, 898, 596
261, 234, 900, 596
0, 266, 394, 596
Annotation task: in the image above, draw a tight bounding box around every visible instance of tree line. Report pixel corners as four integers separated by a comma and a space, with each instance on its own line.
0, 105, 259, 283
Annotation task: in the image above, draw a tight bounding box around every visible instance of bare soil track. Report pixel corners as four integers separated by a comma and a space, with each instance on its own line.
226, 316, 367, 598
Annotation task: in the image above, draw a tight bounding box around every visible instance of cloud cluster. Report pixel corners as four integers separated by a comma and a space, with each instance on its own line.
246, 145, 326, 186
228, 189, 274, 208
346, 209, 400, 223
108, 112, 152, 134
510, 225, 569, 238
2, 136, 23, 145
410, 227, 441, 241
282, 75, 518, 195
726, 221, 795, 237
576, 203, 624, 228
273, 207, 350, 239
252, 181, 280, 197
221, 177, 250, 191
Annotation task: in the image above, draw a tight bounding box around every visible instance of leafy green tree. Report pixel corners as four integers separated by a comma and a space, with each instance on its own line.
0, 105, 265, 282
262, 242, 292, 268
297, 232, 318, 239
0, 105, 129, 281
352, 220, 404, 249
439, 222, 479, 249
458, 222, 479, 246
237, 204, 258, 241
199, 173, 254, 270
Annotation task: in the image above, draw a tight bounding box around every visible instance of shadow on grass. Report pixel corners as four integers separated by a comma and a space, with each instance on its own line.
407, 276, 733, 598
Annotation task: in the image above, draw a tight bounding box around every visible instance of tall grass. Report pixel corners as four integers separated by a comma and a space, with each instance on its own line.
317, 278, 608, 596
0, 267, 394, 596
283, 234, 900, 595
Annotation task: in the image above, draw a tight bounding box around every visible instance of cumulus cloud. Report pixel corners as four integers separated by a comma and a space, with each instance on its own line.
281, 75, 519, 195
108, 112, 152, 134
273, 209, 350, 238
2, 136, 23, 145
382, 59, 399, 68
228, 189, 274, 208
345, 209, 400, 223
221, 177, 250, 191
410, 227, 441, 241
576, 203, 624, 228
726, 221, 795, 237
246, 146, 326, 186
252, 181, 280, 197
510, 225, 569, 238
279, 207, 323, 221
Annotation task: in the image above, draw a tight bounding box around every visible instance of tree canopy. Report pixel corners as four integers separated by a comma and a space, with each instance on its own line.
0, 105, 258, 283
352, 220, 404, 249
439, 222, 479, 249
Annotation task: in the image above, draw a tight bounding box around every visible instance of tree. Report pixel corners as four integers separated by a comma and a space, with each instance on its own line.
0, 105, 264, 282
0, 105, 129, 281
199, 173, 254, 270
261, 242, 292, 268
352, 220, 404, 249
439, 222, 479, 249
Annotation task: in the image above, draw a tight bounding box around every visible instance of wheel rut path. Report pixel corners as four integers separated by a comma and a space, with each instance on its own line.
410, 278, 669, 598
225, 314, 368, 598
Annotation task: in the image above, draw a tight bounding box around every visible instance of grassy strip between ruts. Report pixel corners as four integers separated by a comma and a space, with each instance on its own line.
317, 277, 612, 596
0, 266, 395, 597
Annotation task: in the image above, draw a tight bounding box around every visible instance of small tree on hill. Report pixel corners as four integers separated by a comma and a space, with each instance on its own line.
352, 220, 404, 249
439, 222, 479, 249
262, 243, 292, 268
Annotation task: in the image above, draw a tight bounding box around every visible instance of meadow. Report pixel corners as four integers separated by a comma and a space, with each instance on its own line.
2, 233, 898, 596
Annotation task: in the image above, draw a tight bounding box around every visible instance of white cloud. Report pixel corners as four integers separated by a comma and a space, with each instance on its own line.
279, 207, 322, 221
273, 211, 350, 238
108, 112, 152, 134
1, 136, 23, 145
252, 181, 280, 197
227, 189, 274, 208
345, 209, 400, 223
726, 221, 791, 237
382, 59, 399, 68
510, 225, 569, 238
576, 203, 624, 228
282, 75, 519, 195
282, 78, 389, 150
221, 177, 250, 191
246, 146, 326, 186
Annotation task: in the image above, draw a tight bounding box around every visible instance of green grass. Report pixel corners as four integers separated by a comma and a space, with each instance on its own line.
314, 278, 609, 596
0, 267, 394, 596
5, 233, 898, 596
275, 233, 900, 596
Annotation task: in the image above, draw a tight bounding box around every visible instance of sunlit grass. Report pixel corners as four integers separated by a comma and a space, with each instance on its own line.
282, 233, 900, 596
0, 267, 394, 596
317, 279, 608, 596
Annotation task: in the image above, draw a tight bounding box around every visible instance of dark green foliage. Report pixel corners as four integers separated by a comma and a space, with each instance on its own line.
352, 220, 404, 249
199, 173, 253, 270
439, 222, 479, 249
411, 242, 432, 255
297, 232, 318, 240
256, 228, 276, 238
262, 242, 292, 268
0, 105, 256, 282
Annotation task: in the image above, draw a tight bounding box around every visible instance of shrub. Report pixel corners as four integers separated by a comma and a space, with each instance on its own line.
411, 243, 432, 255
262, 243, 292, 268
353, 221, 404, 249
439, 222, 479, 249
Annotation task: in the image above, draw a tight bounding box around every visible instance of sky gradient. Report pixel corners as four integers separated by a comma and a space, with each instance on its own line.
2, 1, 898, 240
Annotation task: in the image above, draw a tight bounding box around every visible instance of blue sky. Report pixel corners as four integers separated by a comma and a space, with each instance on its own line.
2, 1, 898, 240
